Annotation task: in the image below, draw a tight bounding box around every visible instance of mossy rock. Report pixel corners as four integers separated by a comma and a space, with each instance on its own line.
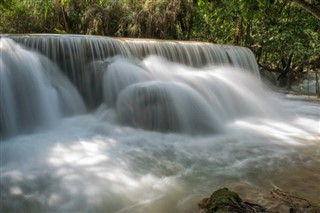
199, 188, 271, 213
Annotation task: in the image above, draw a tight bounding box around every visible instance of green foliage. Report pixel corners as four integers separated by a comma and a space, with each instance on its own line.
0, 0, 14, 10
255, 1, 320, 71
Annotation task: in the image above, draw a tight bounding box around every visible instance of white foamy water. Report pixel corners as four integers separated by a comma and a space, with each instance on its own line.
1, 95, 319, 213
1, 37, 319, 213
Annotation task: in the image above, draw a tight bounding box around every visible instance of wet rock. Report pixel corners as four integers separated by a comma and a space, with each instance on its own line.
199, 187, 272, 213
199, 188, 320, 213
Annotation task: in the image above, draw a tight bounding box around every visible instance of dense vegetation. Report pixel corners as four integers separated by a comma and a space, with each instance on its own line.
1, 0, 319, 89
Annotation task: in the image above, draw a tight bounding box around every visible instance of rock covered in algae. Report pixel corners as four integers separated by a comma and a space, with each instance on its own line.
199, 188, 320, 213
198, 188, 271, 213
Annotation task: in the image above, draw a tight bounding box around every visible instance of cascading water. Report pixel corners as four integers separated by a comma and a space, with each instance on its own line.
0, 35, 319, 213
0, 38, 85, 138
6, 34, 260, 108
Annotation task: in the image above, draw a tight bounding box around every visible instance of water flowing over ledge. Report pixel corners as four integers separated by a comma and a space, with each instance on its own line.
1, 35, 269, 137
4, 34, 259, 68
2, 34, 259, 82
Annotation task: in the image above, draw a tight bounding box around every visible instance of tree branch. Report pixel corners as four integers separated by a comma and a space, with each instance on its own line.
279, 0, 289, 14
291, 0, 320, 20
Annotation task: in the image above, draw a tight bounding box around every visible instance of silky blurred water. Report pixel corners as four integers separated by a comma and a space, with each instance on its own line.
1, 79, 319, 213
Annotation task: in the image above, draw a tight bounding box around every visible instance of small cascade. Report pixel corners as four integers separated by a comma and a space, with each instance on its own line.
116, 81, 223, 133
73, 54, 280, 134
112, 56, 279, 133
141, 56, 279, 121
7, 35, 259, 72
1, 34, 267, 135
0, 38, 85, 138
4, 34, 260, 107
122, 39, 259, 74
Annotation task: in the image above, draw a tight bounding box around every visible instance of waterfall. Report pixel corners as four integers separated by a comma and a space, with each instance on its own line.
112, 55, 279, 133
0, 38, 85, 138
1, 35, 319, 213
6, 35, 259, 71
4, 34, 259, 106
1, 34, 267, 136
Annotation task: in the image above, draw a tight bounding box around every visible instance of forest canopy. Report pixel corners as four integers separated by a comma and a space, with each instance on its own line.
1, 0, 319, 84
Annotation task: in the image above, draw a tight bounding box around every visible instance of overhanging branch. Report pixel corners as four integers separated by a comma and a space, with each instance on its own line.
292, 0, 320, 20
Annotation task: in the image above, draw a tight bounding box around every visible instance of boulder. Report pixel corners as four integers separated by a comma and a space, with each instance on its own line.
199, 188, 320, 213
198, 188, 272, 213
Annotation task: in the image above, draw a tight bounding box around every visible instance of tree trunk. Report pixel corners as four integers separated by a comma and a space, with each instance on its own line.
316, 69, 320, 97
291, 0, 320, 20
60, 5, 69, 32
235, 16, 243, 45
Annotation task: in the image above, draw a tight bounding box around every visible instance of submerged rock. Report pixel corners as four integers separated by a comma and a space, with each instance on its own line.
116, 81, 222, 134
270, 188, 320, 213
